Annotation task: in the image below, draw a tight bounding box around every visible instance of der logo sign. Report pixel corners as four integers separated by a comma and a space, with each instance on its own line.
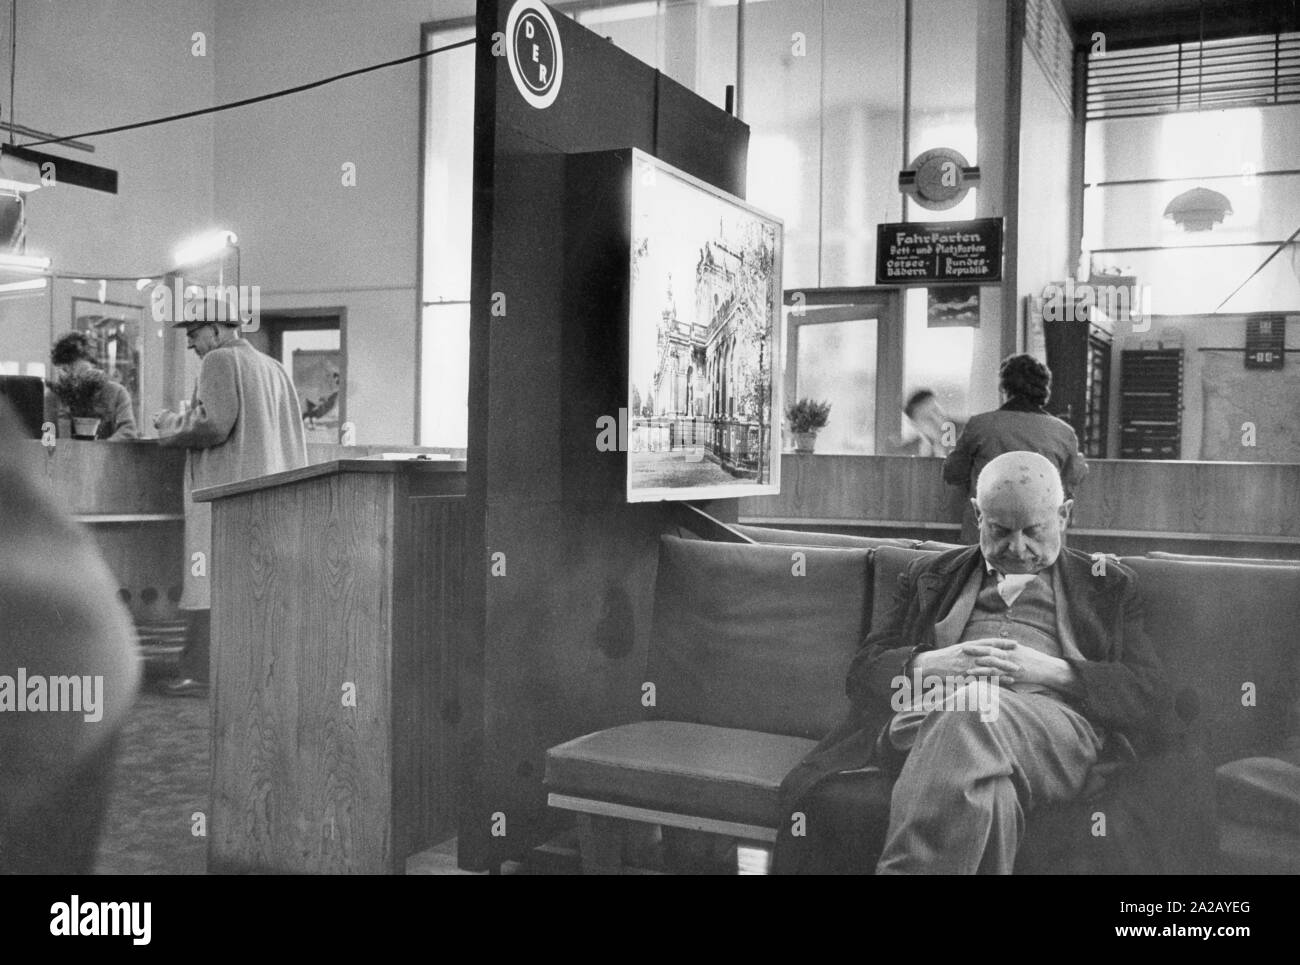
506, 0, 563, 109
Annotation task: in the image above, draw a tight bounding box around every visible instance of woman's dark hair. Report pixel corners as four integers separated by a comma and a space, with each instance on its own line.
51, 331, 95, 367
999, 353, 1052, 406
903, 389, 936, 418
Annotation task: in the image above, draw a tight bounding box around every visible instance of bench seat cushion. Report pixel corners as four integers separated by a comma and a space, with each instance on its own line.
545, 721, 817, 828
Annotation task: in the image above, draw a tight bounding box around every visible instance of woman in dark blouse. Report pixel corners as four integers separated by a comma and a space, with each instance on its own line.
944, 353, 1088, 542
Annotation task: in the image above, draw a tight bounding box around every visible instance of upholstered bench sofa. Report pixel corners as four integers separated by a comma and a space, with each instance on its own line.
544, 525, 1300, 874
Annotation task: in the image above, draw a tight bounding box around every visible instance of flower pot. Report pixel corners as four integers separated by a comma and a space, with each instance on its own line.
71, 417, 101, 440
793, 430, 818, 453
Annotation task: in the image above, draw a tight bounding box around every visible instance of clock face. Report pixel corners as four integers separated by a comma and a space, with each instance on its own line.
906, 148, 973, 211
917, 156, 957, 201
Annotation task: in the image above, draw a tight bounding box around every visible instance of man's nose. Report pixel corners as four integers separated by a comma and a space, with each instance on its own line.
1005, 532, 1026, 555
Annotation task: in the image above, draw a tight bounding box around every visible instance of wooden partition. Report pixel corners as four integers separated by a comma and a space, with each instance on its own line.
196, 460, 466, 874
11, 438, 185, 516
741, 454, 1300, 555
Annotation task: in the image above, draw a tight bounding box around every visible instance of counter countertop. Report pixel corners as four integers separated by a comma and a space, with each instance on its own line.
194, 457, 468, 502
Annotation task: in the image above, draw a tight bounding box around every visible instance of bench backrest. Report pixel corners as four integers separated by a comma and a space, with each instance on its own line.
648, 535, 872, 739
1118, 556, 1300, 765
649, 531, 1300, 763
732, 523, 919, 550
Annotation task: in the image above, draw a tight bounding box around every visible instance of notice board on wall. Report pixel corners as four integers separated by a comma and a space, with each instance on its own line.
1201, 351, 1300, 461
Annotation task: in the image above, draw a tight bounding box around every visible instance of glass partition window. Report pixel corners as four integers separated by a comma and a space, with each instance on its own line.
1084, 103, 1288, 315
420, 1, 911, 448
0, 269, 52, 379
902, 290, 973, 447
575, 0, 737, 113
791, 311, 878, 454
742, 0, 905, 288
905, 0, 978, 224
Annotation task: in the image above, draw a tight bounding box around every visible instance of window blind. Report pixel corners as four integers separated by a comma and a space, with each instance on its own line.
1087, 32, 1300, 120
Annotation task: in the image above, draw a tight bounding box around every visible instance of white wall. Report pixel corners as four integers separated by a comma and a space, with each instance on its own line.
211, 0, 474, 444
1085, 103, 1300, 315
2, 0, 216, 421
1112, 313, 1300, 459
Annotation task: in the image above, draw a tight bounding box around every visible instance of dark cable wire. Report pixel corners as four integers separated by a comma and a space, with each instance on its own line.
23, 36, 475, 148
1214, 224, 1300, 311
9, 0, 16, 145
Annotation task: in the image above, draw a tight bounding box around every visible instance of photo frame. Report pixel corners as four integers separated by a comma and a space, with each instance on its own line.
625, 149, 784, 502
291, 347, 344, 443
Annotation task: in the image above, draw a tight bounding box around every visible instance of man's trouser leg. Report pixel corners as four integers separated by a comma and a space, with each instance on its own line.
876, 687, 1102, 874
177, 609, 211, 683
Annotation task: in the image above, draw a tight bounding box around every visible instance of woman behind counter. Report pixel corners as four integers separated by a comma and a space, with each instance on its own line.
943, 353, 1087, 542
46, 331, 138, 441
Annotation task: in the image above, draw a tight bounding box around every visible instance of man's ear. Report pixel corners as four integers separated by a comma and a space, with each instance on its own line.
1059, 499, 1074, 529
970, 498, 981, 524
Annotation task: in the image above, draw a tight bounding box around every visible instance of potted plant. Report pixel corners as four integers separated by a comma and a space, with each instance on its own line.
785, 398, 831, 453
49, 368, 107, 439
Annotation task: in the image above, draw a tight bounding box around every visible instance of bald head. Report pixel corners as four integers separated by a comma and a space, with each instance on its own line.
976, 451, 1064, 514
972, 451, 1071, 574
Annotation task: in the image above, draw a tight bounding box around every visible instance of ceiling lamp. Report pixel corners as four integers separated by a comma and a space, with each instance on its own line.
0, 277, 46, 293
173, 230, 238, 268
0, 252, 51, 271
1164, 187, 1233, 232
0, 151, 40, 193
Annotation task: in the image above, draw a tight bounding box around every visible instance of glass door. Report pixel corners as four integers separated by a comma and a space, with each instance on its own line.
783, 288, 902, 454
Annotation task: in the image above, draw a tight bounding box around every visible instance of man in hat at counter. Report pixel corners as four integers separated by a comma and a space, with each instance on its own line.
154, 298, 307, 697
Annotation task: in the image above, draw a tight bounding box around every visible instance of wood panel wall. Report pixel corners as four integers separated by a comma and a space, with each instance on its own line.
741, 454, 1300, 545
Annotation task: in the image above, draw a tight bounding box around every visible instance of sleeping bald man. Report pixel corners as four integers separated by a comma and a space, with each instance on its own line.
774, 451, 1177, 874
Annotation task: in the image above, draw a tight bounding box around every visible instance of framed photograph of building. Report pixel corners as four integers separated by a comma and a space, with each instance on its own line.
625, 149, 784, 502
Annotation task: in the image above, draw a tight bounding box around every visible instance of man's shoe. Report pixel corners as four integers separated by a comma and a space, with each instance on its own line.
161, 678, 209, 698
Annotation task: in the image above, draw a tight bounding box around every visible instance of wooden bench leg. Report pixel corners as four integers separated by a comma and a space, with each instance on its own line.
576, 814, 626, 875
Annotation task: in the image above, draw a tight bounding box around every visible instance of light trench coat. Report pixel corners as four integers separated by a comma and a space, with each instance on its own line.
157, 338, 308, 610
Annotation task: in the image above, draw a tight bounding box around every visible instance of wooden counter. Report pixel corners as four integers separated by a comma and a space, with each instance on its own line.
5, 442, 464, 631
740, 454, 1300, 554
11, 438, 185, 517
9, 440, 188, 624
195, 458, 467, 874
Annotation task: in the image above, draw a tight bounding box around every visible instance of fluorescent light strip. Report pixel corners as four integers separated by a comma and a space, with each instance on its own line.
0, 278, 48, 293
0, 253, 51, 271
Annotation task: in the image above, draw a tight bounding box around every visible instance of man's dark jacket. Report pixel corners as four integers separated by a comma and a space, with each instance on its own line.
773, 543, 1200, 873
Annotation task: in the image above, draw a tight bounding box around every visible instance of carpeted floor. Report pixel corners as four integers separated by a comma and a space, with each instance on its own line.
93, 686, 211, 875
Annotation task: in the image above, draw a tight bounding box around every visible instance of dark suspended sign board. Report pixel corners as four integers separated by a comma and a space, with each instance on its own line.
876, 218, 1003, 286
